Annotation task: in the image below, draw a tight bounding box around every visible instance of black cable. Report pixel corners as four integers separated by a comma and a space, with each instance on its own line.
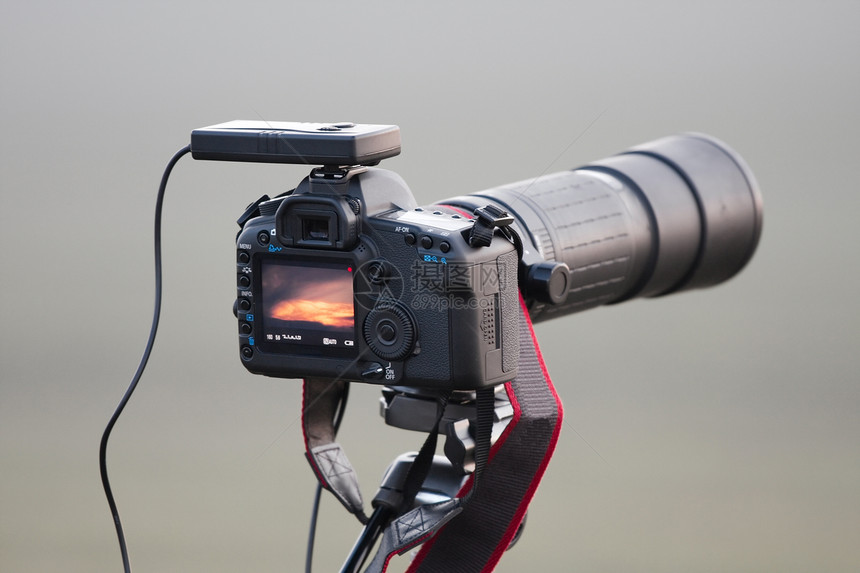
99, 145, 191, 573
305, 484, 324, 573
305, 382, 350, 573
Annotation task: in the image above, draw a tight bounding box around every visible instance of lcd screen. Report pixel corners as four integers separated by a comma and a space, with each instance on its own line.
259, 258, 356, 355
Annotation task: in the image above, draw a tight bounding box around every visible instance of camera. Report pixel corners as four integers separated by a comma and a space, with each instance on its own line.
192, 121, 521, 389
190, 121, 762, 391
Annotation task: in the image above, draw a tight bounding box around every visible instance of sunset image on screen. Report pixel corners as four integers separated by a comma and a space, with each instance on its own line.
269, 299, 353, 328
261, 261, 355, 336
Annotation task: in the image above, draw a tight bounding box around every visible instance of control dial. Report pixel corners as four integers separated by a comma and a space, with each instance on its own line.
363, 300, 416, 361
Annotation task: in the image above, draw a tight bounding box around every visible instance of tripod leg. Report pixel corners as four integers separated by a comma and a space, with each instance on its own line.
341, 453, 468, 573
340, 504, 395, 573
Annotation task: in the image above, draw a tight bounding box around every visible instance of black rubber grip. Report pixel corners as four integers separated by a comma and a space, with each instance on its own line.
439, 133, 762, 323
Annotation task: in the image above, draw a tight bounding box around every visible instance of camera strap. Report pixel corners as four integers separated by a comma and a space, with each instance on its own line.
302, 378, 370, 524
376, 295, 562, 572
302, 294, 563, 572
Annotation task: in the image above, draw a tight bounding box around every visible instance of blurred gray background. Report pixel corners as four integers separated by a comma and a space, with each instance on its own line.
2, 1, 858, 571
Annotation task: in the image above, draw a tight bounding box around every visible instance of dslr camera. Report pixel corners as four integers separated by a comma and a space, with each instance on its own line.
190, 121, 762, 391
194, 121, 520, 390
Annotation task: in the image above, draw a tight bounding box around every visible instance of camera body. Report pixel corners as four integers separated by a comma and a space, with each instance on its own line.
234, 163, 520, 390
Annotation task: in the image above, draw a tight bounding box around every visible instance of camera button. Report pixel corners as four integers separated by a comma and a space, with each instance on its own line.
377, 320, 397, 343
257, 231, 270, 246
237, 251, 250, 264
241, 346, 253, 360
420, 236, 433, 249
440, 241, 451, 253
238, 298, 252, 312
240, 323, 252, 335
404, 233, 416, 245
367, 261, 390, 284
238, 275, 251, 288
361, 363, 385, 380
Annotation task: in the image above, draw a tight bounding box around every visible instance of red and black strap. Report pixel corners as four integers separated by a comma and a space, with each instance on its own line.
302, 293, 563, 572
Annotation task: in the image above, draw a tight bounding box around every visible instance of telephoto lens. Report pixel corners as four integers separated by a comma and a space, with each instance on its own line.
441, 133, 763, 322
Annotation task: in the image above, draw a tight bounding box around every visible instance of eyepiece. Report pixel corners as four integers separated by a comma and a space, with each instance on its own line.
441, 133, 763, 322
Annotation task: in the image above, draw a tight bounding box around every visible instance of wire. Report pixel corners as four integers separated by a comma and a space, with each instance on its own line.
305, 484, 323, 573
305, 382, 350, 573
99, 145, 191, 573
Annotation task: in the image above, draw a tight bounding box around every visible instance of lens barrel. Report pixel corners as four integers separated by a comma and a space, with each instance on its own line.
441, 133, 763, 322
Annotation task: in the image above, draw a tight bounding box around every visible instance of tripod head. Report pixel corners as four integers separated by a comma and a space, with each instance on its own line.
380, 385, 514, 475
